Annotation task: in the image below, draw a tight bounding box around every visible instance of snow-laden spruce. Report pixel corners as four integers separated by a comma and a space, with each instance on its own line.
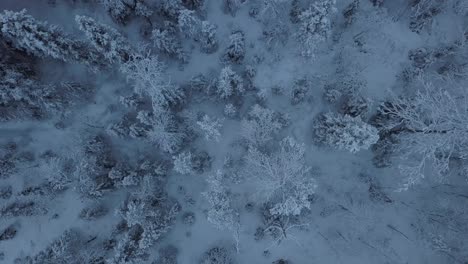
203, 170, 240, 232
173, 151, 194, 175
202, 170, 241, 252
216, 66, 244, 99
102, 0, 152, 24
296, 0, 336, 57
314, 112, 379, 153
223, 31, 245, 64
178, 9, 201, 39
0, 9, 102, 66
152, 27, 186, 60
197, 115, 224, 142
75, 15, 132, 64
200, 21, 218, 53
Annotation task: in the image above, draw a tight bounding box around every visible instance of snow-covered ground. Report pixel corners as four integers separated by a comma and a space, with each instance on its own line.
0, 0, 467, 263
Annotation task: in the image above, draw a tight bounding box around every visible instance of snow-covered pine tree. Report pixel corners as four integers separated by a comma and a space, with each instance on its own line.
183, 0, 204, 10
216, 66, 244, 99
202, 170, 241, 251
314, 112, 379, 153
197, 114, 224, 142
296, 0, 336, 57
0, 50, 89, 120
160, 0, 184, 19
152, 27, 187, 61
102, 0, 152, 24
178, 9, 201, 39
0, 9, 103, 67
173, 151, 194, 174
200, 246, 233, 264
223, 31, 245, 63
118, 176, 180, 250
200, 21, 218, 53
0, 9, 75, 60
75, 15, 132, 64
223, 0, 242, 16
203, 170, 239, 231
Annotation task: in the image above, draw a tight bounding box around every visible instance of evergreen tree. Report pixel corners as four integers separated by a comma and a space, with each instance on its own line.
200, 21, 218, 53
0, 9, 103, 67
314, 112, 379, 153
75, 15, 132, 64
296, 0, 336, 57
0, 9, 76, 61
216, 66, 244, 99
152, 27, 187, 60
178, 9, 201, 39
102, 0, 152, 24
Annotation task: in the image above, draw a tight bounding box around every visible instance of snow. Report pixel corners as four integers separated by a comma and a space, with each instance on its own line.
1, 0, 467, 263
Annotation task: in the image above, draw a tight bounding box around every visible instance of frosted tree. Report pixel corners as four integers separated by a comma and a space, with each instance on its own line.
38, 156, 73, 191
0, 9, 102, 66
75, 15, 132, 64
341, 92, 370, 118
296, 0, 336, 57
200, 21, 218, 53
202, 170, 241, 251
178, 9, 201, 39
102, 0, 130, 23
203, 170, 239, 230
120, 52, 183, 108
76, 135, 116, 197
241, 104, 286, 147
197, 114, 224, 142
244, 137, 317, 216
375, 81, 468, 190
183, 0, 204, 10
0, 66, 54, 120
314, 112, 379, 153
160, 0, 184, 18
109, 159, 166, 188
173, 151, 194, 174
409, 0, 443, 33
216, 66, 244, 99
26, 229, 86, 264
200, 246, 233, 264
0, 142, 31, 179
0, 9, 74, 60
223, 0, 243, 16
152, 28, 186, 60
102, 0, 152, 24
224, 103, 237, 117
258, 0, 290, 22
118, 177, 180, 250
223, 31, 245, 63
111, 229, 147, 264
1, 43, 93, 119
134, 110, 185, 154
154, 245, 178, 264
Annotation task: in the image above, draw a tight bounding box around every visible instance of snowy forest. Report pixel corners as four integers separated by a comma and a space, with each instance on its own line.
0, 0, 467, 263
